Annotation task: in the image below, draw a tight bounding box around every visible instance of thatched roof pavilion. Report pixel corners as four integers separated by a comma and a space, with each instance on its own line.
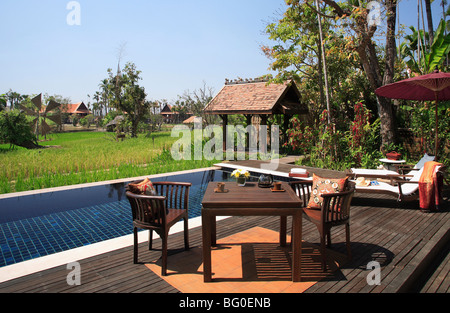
205, 79, 307, 115
204, 78, 308, 150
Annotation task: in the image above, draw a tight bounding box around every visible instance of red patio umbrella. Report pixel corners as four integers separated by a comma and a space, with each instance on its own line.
375, 70, 450, 158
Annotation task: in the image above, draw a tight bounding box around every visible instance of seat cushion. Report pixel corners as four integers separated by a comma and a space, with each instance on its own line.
128, 178, 157, 195
354, 180, 418, 196
308, 174, 349, 209
304, 206, 349, 224
414, 153, 435, 169
303, 207, 322, 222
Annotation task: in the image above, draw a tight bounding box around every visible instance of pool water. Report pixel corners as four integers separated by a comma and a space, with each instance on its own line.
0, 169, 238, 267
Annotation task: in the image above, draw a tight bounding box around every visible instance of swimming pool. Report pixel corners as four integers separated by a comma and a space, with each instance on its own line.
0, 169, 240, 268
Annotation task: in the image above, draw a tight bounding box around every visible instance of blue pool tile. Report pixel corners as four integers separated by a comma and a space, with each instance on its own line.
0, 200, 130, 267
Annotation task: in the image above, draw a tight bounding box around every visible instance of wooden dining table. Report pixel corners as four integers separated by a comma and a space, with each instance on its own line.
201, 181, 304, 282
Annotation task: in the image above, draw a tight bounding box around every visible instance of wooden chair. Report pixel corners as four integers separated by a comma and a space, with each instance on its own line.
289, 180, 355, 271
126, 181, 191, 276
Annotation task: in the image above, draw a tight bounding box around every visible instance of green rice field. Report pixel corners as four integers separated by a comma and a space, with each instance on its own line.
0, 131, 217, 194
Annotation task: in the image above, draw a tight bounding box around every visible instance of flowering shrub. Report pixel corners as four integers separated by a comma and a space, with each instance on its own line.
349, 102, 372, 166
284, 102, 382, 170
282, 116, 315, 155
351, 102, 370, 148
408, 101, 450, 160
315, 109, 339, 164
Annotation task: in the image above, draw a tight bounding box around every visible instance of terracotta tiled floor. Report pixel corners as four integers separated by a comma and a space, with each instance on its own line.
146, 227, 347, 293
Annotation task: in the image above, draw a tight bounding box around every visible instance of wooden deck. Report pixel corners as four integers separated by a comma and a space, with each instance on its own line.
0, 161, 449, 294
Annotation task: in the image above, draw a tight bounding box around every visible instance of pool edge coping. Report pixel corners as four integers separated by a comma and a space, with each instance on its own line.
0, 166, 222, 200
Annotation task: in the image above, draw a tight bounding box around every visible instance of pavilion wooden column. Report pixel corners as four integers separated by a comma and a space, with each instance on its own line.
244, 114, 253, 150
220, 114, 228, 152
283, 114, 292, 149
259, 114, 268, 154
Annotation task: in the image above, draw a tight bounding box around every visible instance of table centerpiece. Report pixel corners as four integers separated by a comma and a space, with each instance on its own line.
230, 169, 250, 186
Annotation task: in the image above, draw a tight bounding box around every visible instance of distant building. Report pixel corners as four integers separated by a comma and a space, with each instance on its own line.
60, 102, 91, 123
105, 115, 125, 132
62, 102, 91, 117
160, 104, 192, 124
160, 104, 177, 123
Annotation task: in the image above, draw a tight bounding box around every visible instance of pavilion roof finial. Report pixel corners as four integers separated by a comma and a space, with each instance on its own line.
225, 76, 269, 85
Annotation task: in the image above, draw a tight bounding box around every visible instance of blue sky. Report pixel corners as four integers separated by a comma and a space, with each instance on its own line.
0, 0, 447, 105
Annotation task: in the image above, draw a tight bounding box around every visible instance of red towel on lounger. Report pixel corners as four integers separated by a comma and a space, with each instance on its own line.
419, 161, 443, 211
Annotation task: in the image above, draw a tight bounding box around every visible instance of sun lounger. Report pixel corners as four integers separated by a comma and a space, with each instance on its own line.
348, 153, 435, 184
351, 167, 425, 201
350, 161, 446, 205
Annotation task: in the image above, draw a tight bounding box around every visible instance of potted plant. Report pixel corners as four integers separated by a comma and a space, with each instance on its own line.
231, 169, 250, 186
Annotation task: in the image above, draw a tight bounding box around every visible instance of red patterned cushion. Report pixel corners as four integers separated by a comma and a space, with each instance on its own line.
128, 178, 156, 196
307, 174, 348, 209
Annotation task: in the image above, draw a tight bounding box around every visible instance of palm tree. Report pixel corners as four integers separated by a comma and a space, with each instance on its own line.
400, 19, 450, 74
425, 0, 434, 46
5, 90, 26, 110
314, 0, 331, 124
99, 78, 112, 115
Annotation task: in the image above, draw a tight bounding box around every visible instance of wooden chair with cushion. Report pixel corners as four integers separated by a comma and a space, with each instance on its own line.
289, 179, 355, 271
126, 180, 191, 276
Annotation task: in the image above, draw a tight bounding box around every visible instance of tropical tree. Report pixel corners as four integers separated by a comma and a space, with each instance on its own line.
264, 0, 398, 148
175, 82, 218, 125
398, 18, 450, 160
324, 0, 398, 148
99, 78, 113, 115
106, 62, 150, 138
262, 2, 331, 118
147, 100, 163, 132
5, 90, 27, 111
425, 0, 434, 46
0, 110, 41, 149
400, 19, 450, 75
0, 94, 6, 111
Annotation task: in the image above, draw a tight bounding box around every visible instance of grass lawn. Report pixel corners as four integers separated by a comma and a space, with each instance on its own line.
0, 131, 217, 194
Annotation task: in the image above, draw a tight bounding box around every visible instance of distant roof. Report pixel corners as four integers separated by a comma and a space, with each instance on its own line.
161, 104, 173, 113
105, 115, 124, 127
204, 79, 307, 115
63, 102, 90, 114
183, 116, 202, 124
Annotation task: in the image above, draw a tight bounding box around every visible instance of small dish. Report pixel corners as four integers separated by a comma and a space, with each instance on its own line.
214, 188, 229, 193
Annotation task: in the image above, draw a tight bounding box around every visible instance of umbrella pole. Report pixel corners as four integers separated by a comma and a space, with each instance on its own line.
434, 92, 439, 160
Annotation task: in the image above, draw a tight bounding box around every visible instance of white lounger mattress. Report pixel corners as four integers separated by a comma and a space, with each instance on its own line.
352, 181, 418, 196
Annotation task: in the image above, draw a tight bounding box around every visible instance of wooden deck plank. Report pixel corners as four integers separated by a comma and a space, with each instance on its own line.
379, 214, 450, 293
336, 209, 409, 293
364, 208, 442, 293
305, 198, 410, 293
421, 244, 450, 293
314, 219, 401, 292
0, 206, 447, 293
